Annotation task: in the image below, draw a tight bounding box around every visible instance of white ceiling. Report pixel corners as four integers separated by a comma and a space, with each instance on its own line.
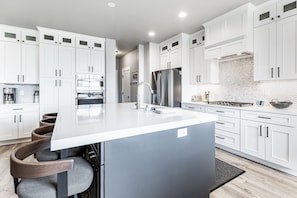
0, 0, 269, 56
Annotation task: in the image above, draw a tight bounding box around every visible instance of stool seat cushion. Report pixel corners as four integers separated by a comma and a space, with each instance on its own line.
17, 157, 93, 198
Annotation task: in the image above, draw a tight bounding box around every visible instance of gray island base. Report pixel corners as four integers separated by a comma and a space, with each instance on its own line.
102, 122, 215, 198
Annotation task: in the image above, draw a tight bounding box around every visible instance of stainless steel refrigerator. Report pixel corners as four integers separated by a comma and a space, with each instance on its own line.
152, 68, 182, 107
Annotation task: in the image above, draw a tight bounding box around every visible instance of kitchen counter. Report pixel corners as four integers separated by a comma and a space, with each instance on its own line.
51, 102, 218, 198
183, 101, 297, 116
51, 103, 218, 151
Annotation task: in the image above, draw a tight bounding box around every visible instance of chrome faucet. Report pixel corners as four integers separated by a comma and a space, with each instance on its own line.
136, 82, 154, 109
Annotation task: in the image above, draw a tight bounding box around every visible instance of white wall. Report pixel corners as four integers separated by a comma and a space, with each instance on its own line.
193, 57, 297, 108
105, 39, 118, 103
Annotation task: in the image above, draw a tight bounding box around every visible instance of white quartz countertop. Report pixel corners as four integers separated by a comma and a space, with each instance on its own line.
51, 103, 218, 151
183, 101, 297, 116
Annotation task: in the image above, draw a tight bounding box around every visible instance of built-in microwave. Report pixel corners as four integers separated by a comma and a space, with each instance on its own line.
76, 74, 104, 105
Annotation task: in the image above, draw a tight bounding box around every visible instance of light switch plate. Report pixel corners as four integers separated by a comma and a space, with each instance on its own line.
177, 128, 187, 138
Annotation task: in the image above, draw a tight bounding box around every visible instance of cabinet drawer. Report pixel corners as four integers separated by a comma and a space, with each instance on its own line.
241, 110, 297, 127
215, 129, 240, 151
182, 104, 205, 112
216, 116, 240, 134
206, 107, 240, 118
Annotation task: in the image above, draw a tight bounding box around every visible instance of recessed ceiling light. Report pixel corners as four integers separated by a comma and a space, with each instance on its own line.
107, 2, 116, 8
148, 31, 155, 37
178, 11, 187, 18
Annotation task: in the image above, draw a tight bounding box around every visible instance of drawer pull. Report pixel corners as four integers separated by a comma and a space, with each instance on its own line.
216, 136, 225, 140
216, 110, 225, 113
258, 116, 271, 119
216, 121, 225, 125
266, 126, 269, 138
13, 108, 23, 110
259, 125, 262, 136
188, 106, 194, 109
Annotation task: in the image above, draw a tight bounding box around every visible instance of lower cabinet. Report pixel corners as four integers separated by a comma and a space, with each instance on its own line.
241, 119, 297, 169
0, 105, 39, 141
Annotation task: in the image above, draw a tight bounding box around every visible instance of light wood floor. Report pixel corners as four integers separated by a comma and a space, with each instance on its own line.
1, 144, 297, 198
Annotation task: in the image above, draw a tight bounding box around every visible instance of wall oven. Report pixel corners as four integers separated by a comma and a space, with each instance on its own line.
76, 74, 104, 105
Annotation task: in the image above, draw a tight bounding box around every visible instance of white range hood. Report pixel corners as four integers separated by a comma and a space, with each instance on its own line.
203, 3, 255, 61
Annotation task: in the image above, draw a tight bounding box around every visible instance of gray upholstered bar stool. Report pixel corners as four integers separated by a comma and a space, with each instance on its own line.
10, 139, 94, 198
42, 112, 58, 119
40, 117, 56, 127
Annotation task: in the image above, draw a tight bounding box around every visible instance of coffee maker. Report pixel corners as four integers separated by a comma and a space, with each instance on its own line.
3, 88, 16, 104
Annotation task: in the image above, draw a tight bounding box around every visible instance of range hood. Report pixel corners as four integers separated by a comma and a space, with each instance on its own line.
203, 3, 254, 61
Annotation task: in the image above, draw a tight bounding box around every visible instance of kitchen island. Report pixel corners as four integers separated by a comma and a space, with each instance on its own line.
51, 103, 218, 198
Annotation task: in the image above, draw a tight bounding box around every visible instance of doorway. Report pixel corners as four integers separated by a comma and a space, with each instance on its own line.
121, 67, 130, 102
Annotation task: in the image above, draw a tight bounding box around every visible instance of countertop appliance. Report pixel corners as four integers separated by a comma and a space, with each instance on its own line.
208, 101, 253, 107
3, 88, 16, 104
152, 68, 182, 107
76, 74, 104, 105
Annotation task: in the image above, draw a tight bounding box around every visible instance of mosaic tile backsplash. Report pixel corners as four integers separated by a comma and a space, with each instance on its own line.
194, 57, 297, 108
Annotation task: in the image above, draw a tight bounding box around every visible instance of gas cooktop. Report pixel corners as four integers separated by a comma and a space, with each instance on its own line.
208, 101, 253, 107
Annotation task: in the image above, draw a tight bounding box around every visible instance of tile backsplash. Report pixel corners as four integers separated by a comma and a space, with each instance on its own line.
0, 84, 39, 104
194, 57, 297, 107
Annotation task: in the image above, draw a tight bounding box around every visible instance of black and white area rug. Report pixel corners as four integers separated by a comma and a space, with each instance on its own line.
211, 158, 245, 192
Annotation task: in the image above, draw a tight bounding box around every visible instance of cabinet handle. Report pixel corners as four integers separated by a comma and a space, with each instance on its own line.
55, 80, 57, 87
59, 69, 61, 77
277, 67, 280, 78
271, 68, 274, 78
19, 115, 22, 122
55, 69, 58, 76
216, 121, 225, 125
17, 75, 19, 82
13, 108, 23, 110
59, 80, 61, 87
216, 110, 225, 113
196, 75, 198, 83
216, 136, 225, 140
22, 75, 24, 82
259, 125, 262, 136
199, 75, 201, 82
88, 66, 91, 72
92, 66, 94, 72
188, 106, 195, 109
14, 115, 16, 123
266, 126, 269, 138
258, 116, 271, 119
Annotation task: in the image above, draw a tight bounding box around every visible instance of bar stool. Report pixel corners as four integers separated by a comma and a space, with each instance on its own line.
42, 112, 58, 119
40, 117, 56, 127
10, 139, 94, 198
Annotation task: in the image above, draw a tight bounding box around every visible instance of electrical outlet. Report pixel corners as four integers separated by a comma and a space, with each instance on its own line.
177, 128, 187, 138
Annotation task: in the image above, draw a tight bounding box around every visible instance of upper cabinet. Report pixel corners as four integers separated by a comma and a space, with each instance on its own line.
0, 25, 39, 84
160, 34, 182, 70
203, 3, 255, 60
254, 0, 297, 81
76, 36, 105, 75
189, 31, 219, 84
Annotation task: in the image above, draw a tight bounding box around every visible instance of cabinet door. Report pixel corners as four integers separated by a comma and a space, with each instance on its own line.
254, 2, 277, 27
21, 44, 39, 84
39, 78, 59, 117
91, 50, 105, 75
160, 43, 169, 54
189, 46, 203, 84
59, 33, 75, 47
169, 48, 182, 69
40, 44, 59, 78
39, 31, 59, 45
277, 15, 297, 79
91, 39, 105, 51
241, 120, 265, 159
0, 41, 21, 83
223, 12, 245, 40
0, 113, 18, 141
0, 28, 21, 43
21, 30, 38, 45
254, 23, 277, 81
18, 111, 39, 138
266, 124, 297, 169
278, 0, 297, 19
58, 78, 75, 109
59, 46, 75, 78
160, 53, 170, 70
204, 22, 223, 47
76, 37, 91, 49
76, 48, 91, 73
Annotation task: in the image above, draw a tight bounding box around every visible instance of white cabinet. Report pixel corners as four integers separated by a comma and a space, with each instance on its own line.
206, 106, 241, 151
0, 25, 38, 84
241, 111, 297, 169
40, 77, 75, 116
160, 35, 182, 70
182, 103, 206, 112
38, 27, 76, 116
203, 3, 254, 59
76, 36, 105, 75
254, 0, 297, 80
0, 105, 39, 141
189, 31, 219, 84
